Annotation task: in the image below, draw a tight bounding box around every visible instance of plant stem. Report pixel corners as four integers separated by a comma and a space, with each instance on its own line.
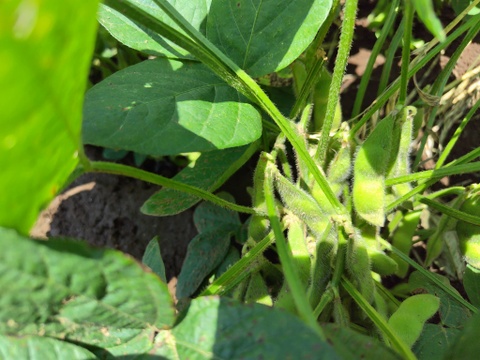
419, 197, 480, 226
316, 0, 358, 166
201, 231, 276, 296
436, 99, 480, 168
386, 161, 480, 186
399, 0, 414, 106
89, 161, 258, 215
352, 0, 400, 117
350, 12, 480, 137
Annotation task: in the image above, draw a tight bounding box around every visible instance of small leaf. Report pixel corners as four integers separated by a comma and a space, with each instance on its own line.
207, 0, 333, 77
142, 143, 257, 216
193, 192, 241, 233
388, 294, 440, 348
142, 236, 167, 282
0, 228, 175, 346
176, 230, 232, 299
0, 335, 96, 359
412, 0, 446, 42
83, 58, 262, 156
153, 296, 339, 359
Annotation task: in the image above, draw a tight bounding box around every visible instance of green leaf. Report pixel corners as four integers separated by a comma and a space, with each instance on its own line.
154, 296, 339, 359
412, 0, 446, 42
0, 335, 96, 359
412, 324, 460, 360
443, 312, 480, 359
388, 294, 440, 348
176, 230, 232, 299
193, 192, 241, 233
408, 271, 471, 328
142, 236, 167, 283
207, 0, 333, 77
323, 324, 401, 360
142, 143, 257, 216
98, 0, 211, 58
0, 228, 175, 347
0, 0, 99, 233
214, 246, 240, 279
464, 264, 480, 308
82, 58, 262, 156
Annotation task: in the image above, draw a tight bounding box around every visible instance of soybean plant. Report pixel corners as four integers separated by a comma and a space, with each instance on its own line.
5, 0, 480, 358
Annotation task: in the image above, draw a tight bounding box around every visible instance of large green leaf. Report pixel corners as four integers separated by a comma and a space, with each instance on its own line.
0, 335, 96, 359
412, 324, 460, 360
0, 0, 99, 233
206, 0, 333, 77
154, 296, 339, 359
99, 0, 333, 77
323, 324, 401, 360
443, 312, 480, 359
142, 143, 258, 216
408, 271, 471, 328
0, 228, 175, 349
98, 0, 211, 59
83, 58, 262, 155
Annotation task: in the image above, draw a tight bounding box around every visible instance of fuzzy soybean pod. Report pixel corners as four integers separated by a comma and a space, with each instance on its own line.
308, 227, 337, 309
313, 67, 343, 133
360, 224, 398, 276
248, 152, 270, 242
387, 106, 416, 199
388, 294, 440, 349
456, 186, 480, 269
276, 214, 312, 313
244, 272, 273, 306
274, 168, 331, 239
345, 230, 375, 304
353, 113, 396, 227
391, 210, 422, 277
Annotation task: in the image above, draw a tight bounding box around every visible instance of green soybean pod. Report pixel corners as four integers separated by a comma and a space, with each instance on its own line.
353, 114, 396, 227
387, 106, 416, 199
412, 0, 446, 42
390, 209, 422, 278
346, 230, 375, 304
360, 224, 398, 276
388, 294, 440, 348
244, 272, 273, 306
248, 152, 270, 242
274, 169, 330, 239
308, 227, 336, 309
456, 185, 480, 269
276, 214, 312, 313
313, 67, 343, 133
